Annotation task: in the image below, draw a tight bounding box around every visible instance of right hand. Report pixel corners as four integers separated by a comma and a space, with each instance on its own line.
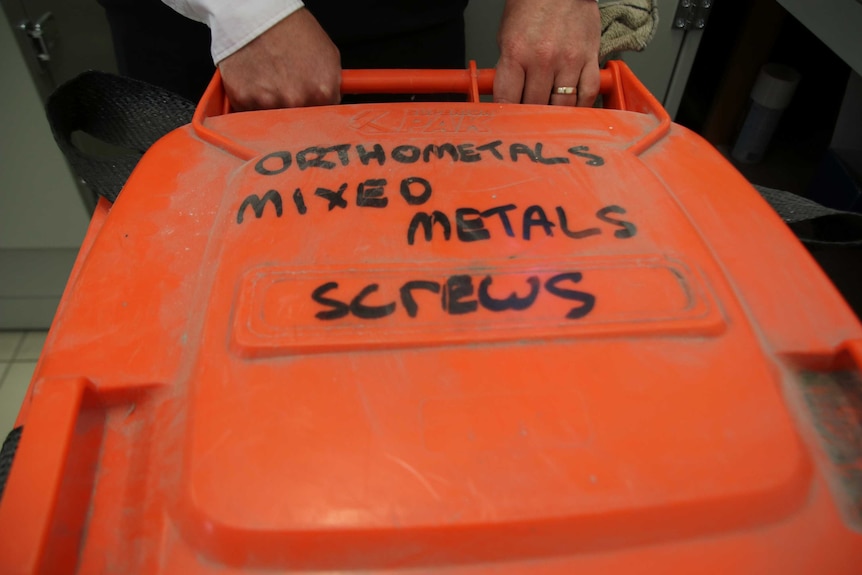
218, 8, 341, 111
494, 0, 601, 107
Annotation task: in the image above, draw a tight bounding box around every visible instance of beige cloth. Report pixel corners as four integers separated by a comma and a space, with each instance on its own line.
599, 0, 660, 59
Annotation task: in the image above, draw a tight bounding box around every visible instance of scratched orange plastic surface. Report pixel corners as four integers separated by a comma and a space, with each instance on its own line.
1, 62, 861, 574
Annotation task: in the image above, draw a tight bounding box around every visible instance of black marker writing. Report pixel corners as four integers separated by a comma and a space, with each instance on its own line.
544, 272, 595, 319
237, 190, 282, 224
455, 208, 491, 242
400, 281, 441, 318
478, 275, 541, 312
311, 271, 596, 321
407, 211, 452, 245
596, 205, 637, 239
314, 184, 348, 211
254, 140, 605, 173
255, 152, 291, 176
568, 146, 605, 167
407, 203, 637, 245
356, 179, 388, 208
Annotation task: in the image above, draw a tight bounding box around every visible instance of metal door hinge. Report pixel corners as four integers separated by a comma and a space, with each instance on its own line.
18, 12, 55, 67
672, 0, 713, 31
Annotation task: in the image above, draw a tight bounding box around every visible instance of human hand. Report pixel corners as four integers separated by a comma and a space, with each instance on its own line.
494, 0, 601, 107
217, 8, 341, 111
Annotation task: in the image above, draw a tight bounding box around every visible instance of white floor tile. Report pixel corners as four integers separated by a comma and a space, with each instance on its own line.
16, 331, 48, 361
0, 332, 23, 361
0, 362, 36, 433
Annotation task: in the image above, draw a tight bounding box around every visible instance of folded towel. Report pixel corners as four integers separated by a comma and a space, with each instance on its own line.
599, 0, 660, 59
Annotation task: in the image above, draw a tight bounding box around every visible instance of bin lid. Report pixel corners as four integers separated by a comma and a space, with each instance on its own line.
4, 65, 860, 573
155, 101, 807, 566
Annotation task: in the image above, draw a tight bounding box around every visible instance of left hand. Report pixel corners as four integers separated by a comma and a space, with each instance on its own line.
494, 0, 601, 107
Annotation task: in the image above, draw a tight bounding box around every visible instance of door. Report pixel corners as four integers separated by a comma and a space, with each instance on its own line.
0, 0, 117, 329
621, 0, 710, 119
2, 0, 117, 100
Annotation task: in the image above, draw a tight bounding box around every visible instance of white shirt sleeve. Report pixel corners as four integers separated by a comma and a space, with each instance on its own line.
162, 0, 305, 64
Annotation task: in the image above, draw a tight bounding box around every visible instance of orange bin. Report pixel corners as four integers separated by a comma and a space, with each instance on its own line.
1, 61, 861, 574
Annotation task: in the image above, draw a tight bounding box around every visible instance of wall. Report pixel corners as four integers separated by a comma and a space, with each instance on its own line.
0, 6, 89, 328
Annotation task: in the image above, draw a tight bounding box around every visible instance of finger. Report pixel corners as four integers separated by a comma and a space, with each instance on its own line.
549, 76, 579, 107
305, 65, 342, 106
576, 61, 601, 108
493, 57, 526, 104
521, 64, 555, 105
329, 71, 342, 106
227, 86, 270, 112
332, 75, 342, 105
305, 79, 340, 107
257, 91, 283, 110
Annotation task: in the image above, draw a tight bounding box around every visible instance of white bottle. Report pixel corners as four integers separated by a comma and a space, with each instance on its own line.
732, 63, 801, 164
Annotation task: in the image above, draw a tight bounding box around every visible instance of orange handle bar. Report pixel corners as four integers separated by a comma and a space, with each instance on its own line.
193, 61, 669, 161
340, 68, 614, 96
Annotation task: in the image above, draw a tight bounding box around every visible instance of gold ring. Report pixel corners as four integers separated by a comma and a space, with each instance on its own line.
554, 86, 576, 95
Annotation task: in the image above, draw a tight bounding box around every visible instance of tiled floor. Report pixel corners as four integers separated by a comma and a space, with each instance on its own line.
0, 331, 47, 434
